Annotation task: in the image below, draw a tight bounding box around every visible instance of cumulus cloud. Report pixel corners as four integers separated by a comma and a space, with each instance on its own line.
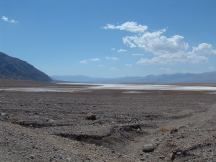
1, 16, 17, 24
191, 43, 216, 56
105, 56, 118, 61
135, 42, 215, 65
123, 29, 189, 55
104, 21, 148, 33
80, 58, 100, 64
136, 53, 208, 64
104, 21, 216, 64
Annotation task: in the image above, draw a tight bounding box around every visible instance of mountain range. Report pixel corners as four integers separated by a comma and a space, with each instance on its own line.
53, 71, 216, 84
1, 51, 215, 84
0, 52, 51, 82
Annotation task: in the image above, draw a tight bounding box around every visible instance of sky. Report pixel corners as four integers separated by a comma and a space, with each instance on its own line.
0, 0, 216, 77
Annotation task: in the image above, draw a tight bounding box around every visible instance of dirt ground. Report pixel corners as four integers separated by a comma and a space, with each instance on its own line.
0, 80, 216, 162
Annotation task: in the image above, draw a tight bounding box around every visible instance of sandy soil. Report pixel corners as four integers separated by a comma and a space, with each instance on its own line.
0, 80, 216, 162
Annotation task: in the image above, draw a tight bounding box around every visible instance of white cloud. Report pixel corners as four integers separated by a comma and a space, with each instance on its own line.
1, 16, 9, 21
90, 58, 100, 61
105, 56, 118, 61
117, 49, 127, 53
136, 53, 208, 65
1, 16, 17, 24
123, 30, 189, 55
191, 43, 216, 56
135, 42, 215, 65
104, 21, 216, 65
80, 60, 88, 64
104, 21, 148, 33
80, 58, 100, 64
111, 48, 127, 53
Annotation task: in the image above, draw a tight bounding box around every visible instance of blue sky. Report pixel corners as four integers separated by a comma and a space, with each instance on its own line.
0, 0, 216, 77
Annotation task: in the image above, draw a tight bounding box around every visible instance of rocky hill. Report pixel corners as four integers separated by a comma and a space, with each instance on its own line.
0, 52, 51, 82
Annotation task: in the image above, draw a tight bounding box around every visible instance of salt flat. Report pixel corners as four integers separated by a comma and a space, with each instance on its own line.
1, 83, 216, 92
91, 84, 216, 91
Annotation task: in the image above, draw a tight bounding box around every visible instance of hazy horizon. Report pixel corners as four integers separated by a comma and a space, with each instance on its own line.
52, 70, 216, 78
1, 0, 216, 77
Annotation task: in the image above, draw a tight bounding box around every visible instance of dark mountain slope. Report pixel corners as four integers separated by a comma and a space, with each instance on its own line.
0, 52, 51, 82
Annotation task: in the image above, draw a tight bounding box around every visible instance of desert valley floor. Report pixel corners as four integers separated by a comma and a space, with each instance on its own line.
0, 80, 216, 162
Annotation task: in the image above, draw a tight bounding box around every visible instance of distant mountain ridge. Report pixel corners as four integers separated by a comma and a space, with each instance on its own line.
0, 52, 51, 82
53, 71, 216, 84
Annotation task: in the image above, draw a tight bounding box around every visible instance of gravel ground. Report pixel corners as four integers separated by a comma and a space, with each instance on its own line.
0, 80, 216, 162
